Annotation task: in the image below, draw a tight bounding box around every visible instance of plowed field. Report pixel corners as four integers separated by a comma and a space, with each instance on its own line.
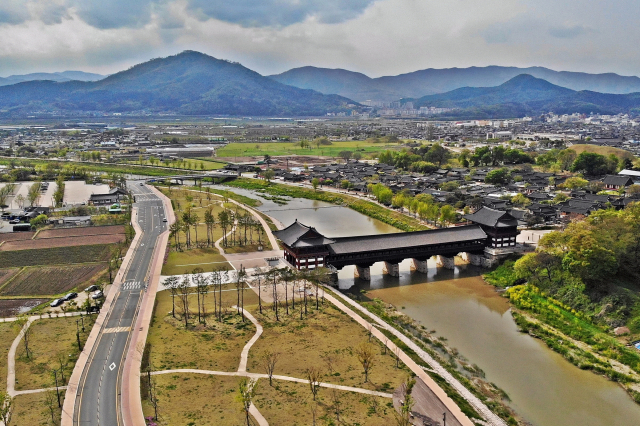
1, 234, 124, 251
0, 263, 107, 296
37, 225, 125, 239
0, 245, 112, 268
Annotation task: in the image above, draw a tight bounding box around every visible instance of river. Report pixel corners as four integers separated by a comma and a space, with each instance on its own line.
216, 185, 640, 426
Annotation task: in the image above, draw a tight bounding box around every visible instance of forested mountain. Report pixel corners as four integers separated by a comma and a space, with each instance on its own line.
271, 65, 640, 101
0, 71, 104, 87
406, 75, 640, 118
0, 51, 354, 117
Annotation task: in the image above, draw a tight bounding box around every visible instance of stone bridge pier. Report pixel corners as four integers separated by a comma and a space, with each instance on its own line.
383, 261, 401, 277
354, 264, 371, 281
436, 255, 455, 270
412, 258, 429, 273
460, 252, 494, 268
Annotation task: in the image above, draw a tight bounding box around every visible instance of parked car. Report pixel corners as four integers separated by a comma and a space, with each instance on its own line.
63, 292, 78, 301
50, 298, 63, 307
91, 290, 104, 300
85, 285, 99, 292
140, 182, 144, 186
163, 218, 167, 222
9, 219, 20, 224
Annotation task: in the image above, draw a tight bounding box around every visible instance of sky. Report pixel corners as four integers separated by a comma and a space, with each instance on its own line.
0, 0, 638, 78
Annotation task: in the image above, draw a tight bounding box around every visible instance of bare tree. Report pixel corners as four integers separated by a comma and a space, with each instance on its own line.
192, 268, 206, 323
355, 342, 376, 383
149, 376, 160, 422
367, 323, 374, 342
381, 336, 389, 355
393, 345, 402, 369
261, 350, 280, 386
321, 351, 340, 376
305, 366, 323, 401
253, 267, 264, 314
56, 352, 69, 384
43, 390, 58, 424
236, 377, 257, 426
178, 274, 190, 328
14, 316, 32, 359
164, 276, 179, 318
209, 270, 221, 321
236, 266, 247, 320
394, 378, 415, 426
330, 388, 342, 423
0, 392, 13, 426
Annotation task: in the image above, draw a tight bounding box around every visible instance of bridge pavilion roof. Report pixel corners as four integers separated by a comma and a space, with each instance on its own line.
327, 226, 487, 255
273, 220, 335, 248
463, 207, 518, 228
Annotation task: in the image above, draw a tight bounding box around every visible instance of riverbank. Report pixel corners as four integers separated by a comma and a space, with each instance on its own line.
483, 265, 640, 405
221, 178, 429, 232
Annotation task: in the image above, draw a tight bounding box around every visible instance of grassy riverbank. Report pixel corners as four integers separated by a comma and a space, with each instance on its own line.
221, 178, 428, 232
0, 157, 186, 177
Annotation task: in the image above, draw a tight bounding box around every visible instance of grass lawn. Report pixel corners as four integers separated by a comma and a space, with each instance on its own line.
142, 374, 246, 426
162, 249, 231, 275
255, 379, 395, 426
8, 391, 62, 426
0, 322, 18, 393
248, 303, 410, 393
216, 141, 401, 158
147, 290, 258, 371
14, 315, 95, 391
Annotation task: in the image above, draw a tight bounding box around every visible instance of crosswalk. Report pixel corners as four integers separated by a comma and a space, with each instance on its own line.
121, 281, 142, 290
103, 326, 131, 334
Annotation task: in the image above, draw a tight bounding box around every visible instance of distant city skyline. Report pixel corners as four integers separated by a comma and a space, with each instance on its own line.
0, 0, 638, 78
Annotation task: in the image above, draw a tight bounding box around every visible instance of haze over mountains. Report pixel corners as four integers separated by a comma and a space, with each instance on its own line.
0, 71, 104, 87
405, 74, 640, 119
2, 51, 640, 118
270, 66, 640, 102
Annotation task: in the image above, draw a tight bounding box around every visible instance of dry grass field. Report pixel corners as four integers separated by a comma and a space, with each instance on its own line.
147, 288, 259, 372
1, 234, 125, 251
14, 315, 95, 391
36, 225, 125, 239
248, 303, 409, 393
255, 379, 396, 426
569, 143, 634, 159
0, 263, 107, 297
0, 322, 18, 393
142, 374, 246, 426
8, 392, 62, 426
0, 268, 20, 286
162, 249, 231, 275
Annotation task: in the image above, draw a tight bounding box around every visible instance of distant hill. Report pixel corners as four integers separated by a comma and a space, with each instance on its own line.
405, 74, 640, 119
0, 71, 104, 87
270, 65, 640, 101
0, 51, 354, 117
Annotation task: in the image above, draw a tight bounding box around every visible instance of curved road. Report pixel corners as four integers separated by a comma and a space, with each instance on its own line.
73, 183, 166, 426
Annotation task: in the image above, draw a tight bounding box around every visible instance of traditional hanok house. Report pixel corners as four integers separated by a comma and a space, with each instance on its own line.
528, 203, 558, 222
463, 207, 519, 248
273, 220, 335, 269
557, 199, 602, 221
89, 187, 128, 206
602, 175, 634, 190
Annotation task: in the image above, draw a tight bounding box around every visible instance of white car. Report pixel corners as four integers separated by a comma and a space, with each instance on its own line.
91, 290, 104, 300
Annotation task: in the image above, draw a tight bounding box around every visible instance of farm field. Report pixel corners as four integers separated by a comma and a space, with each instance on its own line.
127, 158, 226, 171
0, 263, 107, 297
36, 225, 125, 239
14, 315, 95, 391
0, 268, 19, 286
215, 140, 400, 159
0, 234, 124, 251
0, 245, 112, 268
0, 299, 47, 317
0, 232, 35, 242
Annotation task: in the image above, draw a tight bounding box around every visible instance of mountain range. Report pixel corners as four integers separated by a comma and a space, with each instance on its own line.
0, 71, 104, 87
405, 74, 640, 119
270, 66, 640, 102
2, 51, 640, 118
0, 51, 353, 117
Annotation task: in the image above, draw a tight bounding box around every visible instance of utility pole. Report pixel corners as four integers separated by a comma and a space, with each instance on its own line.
80, 313, 85, 332
443, 412, 446, 426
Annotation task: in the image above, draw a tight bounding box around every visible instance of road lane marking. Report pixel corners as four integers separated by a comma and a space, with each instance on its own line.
103, 327, 132, 334
109, 362, 116, 371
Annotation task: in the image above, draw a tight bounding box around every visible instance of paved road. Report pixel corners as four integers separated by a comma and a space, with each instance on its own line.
73, 183, 167, 426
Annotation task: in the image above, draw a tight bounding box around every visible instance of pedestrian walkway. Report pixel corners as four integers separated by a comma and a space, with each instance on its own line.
322, 286, 507, 426
235, 307, 262, 373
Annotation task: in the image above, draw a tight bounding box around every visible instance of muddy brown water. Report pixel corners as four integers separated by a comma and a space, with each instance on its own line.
217, 186, 640, 426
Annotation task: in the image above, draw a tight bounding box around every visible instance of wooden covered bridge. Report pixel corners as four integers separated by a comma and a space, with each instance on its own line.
273, 207, 519, 280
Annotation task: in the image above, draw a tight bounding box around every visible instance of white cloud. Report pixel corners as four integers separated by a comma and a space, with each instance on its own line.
0, 0, 638, 79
